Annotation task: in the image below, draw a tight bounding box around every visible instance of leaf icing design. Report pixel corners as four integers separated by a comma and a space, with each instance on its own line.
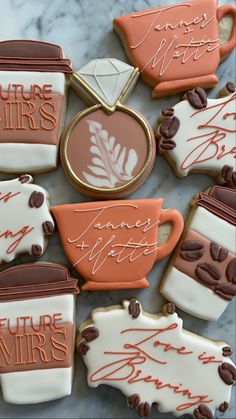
82, 120, 138, 188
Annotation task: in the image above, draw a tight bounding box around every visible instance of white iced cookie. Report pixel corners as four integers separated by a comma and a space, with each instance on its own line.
77, 300, 236, 418
156, 82, 236, 184
0, 175, 55, 263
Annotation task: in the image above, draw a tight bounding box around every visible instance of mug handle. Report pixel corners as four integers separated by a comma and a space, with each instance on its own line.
217, 4, 236, 60
155, 209, 184, 262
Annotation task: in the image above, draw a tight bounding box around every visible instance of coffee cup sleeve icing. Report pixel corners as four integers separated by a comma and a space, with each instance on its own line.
0, 40, 73, 173
77, 299, 236, 418
0, 262, 79, 404
161, 186, 236, 321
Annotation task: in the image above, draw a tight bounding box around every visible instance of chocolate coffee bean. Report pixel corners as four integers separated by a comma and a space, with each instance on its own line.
29, 191, 45, 208
160, 138, 176, 151
81, 327, 99, 342
166, 302, 176, 315
128, 394, 140, 409
219, 401, 229, 413
42, 221, 55, 235
226, 258, 236, 283
129, 299, 141, 319
18, 174, 31, 184
210, 241, 228, 262
187, 87, 207, 109
226, 81, 236, 93
222, 346, 233, 357
218, 362, 236, 385
221, 165, 233, 183
78, 341, 90, 355
160, 116, 180, 138
137, 402, 151, 417
31, 244, 42, 256
180, 240, 204, 261
195, 263, 221, 285
162, 107, 174, 117
193, 404, 213, 419
215, 283, 236, 298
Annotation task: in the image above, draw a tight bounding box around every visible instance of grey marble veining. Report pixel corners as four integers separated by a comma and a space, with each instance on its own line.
0, 0, 235, 417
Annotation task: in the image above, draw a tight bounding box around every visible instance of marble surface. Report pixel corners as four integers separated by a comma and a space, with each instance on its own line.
0, 0, 235, 417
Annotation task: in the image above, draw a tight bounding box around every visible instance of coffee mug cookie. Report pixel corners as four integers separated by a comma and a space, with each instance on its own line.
0, 262, 79, 404
114, 0, 236, 97
0, 175, 55, 263
61, 58, 156, 199
77, 300, 236, 418
156, 82, 236, 181
161, 185, 236, 321
51, 198, 184, 290
0, 40, 72, 173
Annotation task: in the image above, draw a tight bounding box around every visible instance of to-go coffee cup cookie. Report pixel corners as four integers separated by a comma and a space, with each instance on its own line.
0, 263, 79, 404
161, 185, 236, 321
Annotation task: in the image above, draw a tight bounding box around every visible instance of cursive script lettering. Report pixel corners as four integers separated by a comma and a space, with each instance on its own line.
0, 191, 20, 203
67, 204, 160, 274
130, 4, 219, 76
0, 225, 34, 254
90, 324, 214, 411
181, 94, 236, 170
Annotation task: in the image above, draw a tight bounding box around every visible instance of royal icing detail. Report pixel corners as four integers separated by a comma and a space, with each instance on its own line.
161, 186, 236, 321
113, 0, 236, 96
157, 85, 236, 178
0, 263, 79, 404
61, 58, 156, 199
76, 58, 135, 107
78, 300, 236, 418
52, 199, 184, 290
0, 40, 72, 173
0, 175, 55, 263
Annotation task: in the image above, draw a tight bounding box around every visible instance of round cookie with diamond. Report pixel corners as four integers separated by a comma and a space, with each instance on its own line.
61, 58, 156, 199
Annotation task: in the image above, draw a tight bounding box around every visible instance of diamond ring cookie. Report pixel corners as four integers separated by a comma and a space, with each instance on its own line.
161, 185, 236, 321
77, 300, 236, 418
51, 198, 184, 290
0, 40, 72, 173
156, 82, 236, 180
0, 263, 79, 404
113, 0, 236, 97
0, 175, 55, 263
61, 58, 156, 199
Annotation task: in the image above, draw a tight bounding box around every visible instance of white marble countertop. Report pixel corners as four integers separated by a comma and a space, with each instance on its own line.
0, 0, 235, 418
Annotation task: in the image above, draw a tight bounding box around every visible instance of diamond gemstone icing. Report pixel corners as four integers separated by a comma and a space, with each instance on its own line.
78, 58, 135, 106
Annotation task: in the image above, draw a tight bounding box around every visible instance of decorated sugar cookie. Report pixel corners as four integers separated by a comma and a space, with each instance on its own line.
161, 186, 236, 321
51, 199, 184, 290
77, 300, 236, 418
114, 0, 236, 97
61, 58, 156, 199
0, 263, 79, 404
156, 82, 236, 181
0, 175, 55, 263
0, 40, 72, 173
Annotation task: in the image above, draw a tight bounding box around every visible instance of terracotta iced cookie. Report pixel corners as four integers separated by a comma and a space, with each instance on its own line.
0, 175, 55, 263
161, 185, 236, 321
0, 263, 79, 404
61, 58, 156, 198
113, 0, 236, 97
52, 198, 184, 290
77, 299, 236, 418
156, 82, 236, 182
0, 40, 72, 173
